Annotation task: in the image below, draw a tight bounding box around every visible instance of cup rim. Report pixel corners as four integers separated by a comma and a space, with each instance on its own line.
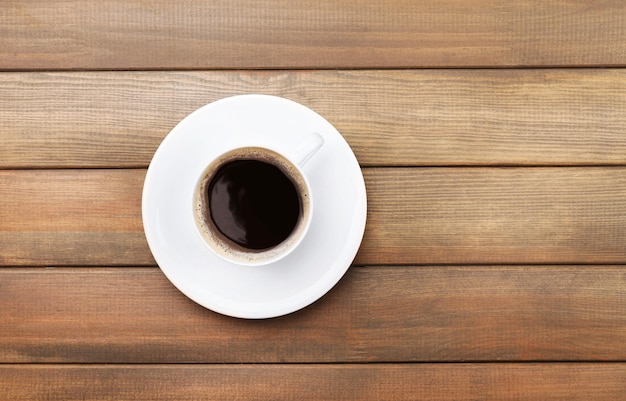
192, 146, 314, 266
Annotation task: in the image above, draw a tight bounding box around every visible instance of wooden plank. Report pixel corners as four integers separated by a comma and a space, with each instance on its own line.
2, 364, 625, 400
1, 1, 625, 69
359, 166, 626, 265
0, 169, 153, 266
2, 69, 626, 168
1, 168, 625, 266
2, 266, 626, 363
0, 232, 153, 266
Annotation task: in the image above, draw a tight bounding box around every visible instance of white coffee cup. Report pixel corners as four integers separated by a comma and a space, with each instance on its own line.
192, 132, 324, 266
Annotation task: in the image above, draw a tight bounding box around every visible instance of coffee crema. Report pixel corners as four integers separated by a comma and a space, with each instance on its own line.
207, 159, 300, 250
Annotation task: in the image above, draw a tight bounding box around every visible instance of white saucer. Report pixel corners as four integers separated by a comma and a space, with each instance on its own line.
142, 95, 367, 319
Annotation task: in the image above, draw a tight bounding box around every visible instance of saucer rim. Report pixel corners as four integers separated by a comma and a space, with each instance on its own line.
142, 94, 367, 319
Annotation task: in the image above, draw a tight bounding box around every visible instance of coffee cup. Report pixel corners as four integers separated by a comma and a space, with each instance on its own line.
192, 132, 324, 266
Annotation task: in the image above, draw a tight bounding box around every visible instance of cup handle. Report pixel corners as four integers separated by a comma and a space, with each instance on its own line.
294, 132, 325, 167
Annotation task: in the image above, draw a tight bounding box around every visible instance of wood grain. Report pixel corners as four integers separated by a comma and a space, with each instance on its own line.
2, 364, 626, 400
1, 168, 625, 266
0, 169, 153, 266
2, 266, 626, 363
3, 1, 624, 398
1, 1, 625, 69
2, 69, 626, 168
360, 166, 626, 265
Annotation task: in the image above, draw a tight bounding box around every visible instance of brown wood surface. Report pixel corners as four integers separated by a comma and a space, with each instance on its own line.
2, 364, 626, 401
1, 168, 624, 266
2, 1, 625, 70
2, 69, 626, 168
3, 1, 625, 398
2, 266, 626, 363
0, 169, 152, 266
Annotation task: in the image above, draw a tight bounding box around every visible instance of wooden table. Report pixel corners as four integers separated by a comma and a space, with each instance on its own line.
2, 1, 626, 399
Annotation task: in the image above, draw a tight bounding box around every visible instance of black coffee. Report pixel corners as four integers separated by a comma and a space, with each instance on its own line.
207, 159, 301, 250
